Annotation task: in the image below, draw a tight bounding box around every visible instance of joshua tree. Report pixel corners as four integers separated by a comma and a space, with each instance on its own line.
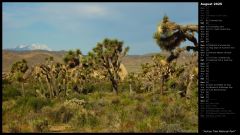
91, 38, 129, 94
10, 59, 28, 96
153, 15, 198, 62
63, 49, 83, 68
10, 59, 28, 74
151, 15, 198, 95
139, 54, 174, 94
29, 56, 68, 99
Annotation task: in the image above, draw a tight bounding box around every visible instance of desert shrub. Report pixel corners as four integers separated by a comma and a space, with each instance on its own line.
13, 96, 31, 115
82, 83, 95, 94
2, 79, 11, 85
70, 112, 99, 129
111, 97, 120, 105
63, 98, 86, 109
166, 78, 177, 91
8, 121, 21, 133
159, 94, 196, 132
66, 91, 81, 100
121, 96, 132, 106
84, 102, 95, 110
87, 114, 99, 128
95, 82, 112, 92
28, 97, 52, 112
31, 118, 49, 133
119, 109, 130, 125
87, 98, 106, 112
136, 119, 151, 132
182, 111, 198, 132
148, 104, 161, 116
135, 103, 149, 116
118, 81, 129, 92
2, 100, 16, 117
3, 85, 21, 101
97, 98, 107, 107
134, 94, 144, 102
76, 113, 87, 127
47, 105, 74, 123
90, 91, 105, 100
78, 94, 89, 101
156, 122, 183, 133
15, 96, 52, 112
24, 85, 38, 97
61, 107, 73, 123
161, 101, 185, 123
132, 82, 146, 93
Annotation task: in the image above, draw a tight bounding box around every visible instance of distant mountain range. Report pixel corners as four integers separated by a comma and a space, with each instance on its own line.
2, 49, 197, 74
2, 50, 153, 73
6, 44, 52, 51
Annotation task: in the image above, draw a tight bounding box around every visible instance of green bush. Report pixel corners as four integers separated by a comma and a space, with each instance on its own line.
2, 79, 11, 85
47, 105, 74, 124
137, 120, 150, 132
119, 81, 129, 92
28, 97, 51, 112
94, 82, 112, 92
71, 112, 99, 129
121, 97, 132, 106
77, 113, 87, 127
166, 78, 177, 90
31, 118, 49, 133
87, 114, 99, 128
148, 105, 161, 116
135, 104, 149, 116
16, 96, 52, 112
82, 83, 95, 94
3, 85, 21, 101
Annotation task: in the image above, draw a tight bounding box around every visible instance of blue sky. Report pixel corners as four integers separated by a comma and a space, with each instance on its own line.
3, 2, 198, 55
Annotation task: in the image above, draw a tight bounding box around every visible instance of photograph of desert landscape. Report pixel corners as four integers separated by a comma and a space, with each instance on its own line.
2, 2, 198, 133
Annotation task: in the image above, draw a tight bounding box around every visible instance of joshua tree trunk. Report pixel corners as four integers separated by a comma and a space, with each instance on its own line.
39, 79, 46, 98
111, 78, 118, 95
45, 78, 53, 99
107, 67, 119, 95
129, 84, 132, 94
160, 78, 165, 95
63, 79, 67, 97
21, 82, 25, 97
52, 78, 58, 97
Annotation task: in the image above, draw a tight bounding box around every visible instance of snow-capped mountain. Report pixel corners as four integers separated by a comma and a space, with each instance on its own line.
8, 44, 52, 51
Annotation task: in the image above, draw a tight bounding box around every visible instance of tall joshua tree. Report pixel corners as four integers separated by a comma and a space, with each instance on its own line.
153, 15, 198, 96
91, 38, 129, 94
153, 15, 198, 63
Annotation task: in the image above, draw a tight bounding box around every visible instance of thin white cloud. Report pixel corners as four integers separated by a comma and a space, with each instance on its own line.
3, 3, 115, 32
72, 5, 110, 17
3, 8, 40, 29
39, 4, 112, 20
